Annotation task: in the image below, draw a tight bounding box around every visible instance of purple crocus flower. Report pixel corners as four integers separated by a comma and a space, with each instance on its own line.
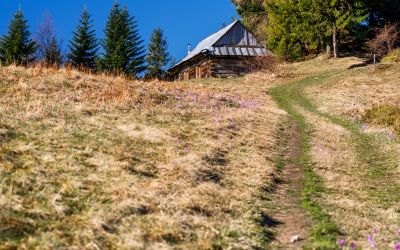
395, 242, 400, 250
368, 234, 376, 248
338, 239, 346, 248
362, 124, 367, 131
350, 242, 357, 249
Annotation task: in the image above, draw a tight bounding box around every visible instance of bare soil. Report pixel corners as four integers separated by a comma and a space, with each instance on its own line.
270, 121, 312, 249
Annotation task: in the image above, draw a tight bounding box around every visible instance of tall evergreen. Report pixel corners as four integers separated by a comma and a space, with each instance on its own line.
101, 2, 145, 76
68, 8, 98, 69
264, 0, 366, 60
145, 28, 170, 80
309, 0, 367, 58
265, 0, 306, 61
0, 10, 37, 66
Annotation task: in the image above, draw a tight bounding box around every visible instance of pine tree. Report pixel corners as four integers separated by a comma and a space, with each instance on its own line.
145, 28, 170, 80
0, 10, 37, 66
68, 8, 98, 69
45, 37, 62, 67
100, 2, 123, 73
265, 0, 307, 61
101, 2, 145, 76
310, 0, 367, 58
122, 7, 146, 76
264, 0, 366, 60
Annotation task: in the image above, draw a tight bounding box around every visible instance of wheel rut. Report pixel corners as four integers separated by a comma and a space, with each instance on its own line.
270, 121, 312, 249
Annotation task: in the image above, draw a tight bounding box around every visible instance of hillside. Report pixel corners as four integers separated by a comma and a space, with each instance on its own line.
0, 59, 399, 249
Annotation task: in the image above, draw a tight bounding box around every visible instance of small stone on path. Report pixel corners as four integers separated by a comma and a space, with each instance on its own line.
290, 235, 301, 243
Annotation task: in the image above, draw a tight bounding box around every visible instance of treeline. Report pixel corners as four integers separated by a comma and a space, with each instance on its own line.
0, 2, 170, 79
232, 0, 400, 61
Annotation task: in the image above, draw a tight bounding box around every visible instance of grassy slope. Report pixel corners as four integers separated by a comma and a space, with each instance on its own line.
0, 59, 399, 249
0, 66, 287, 249
303, 64, 400, 249
270, 61, 400, 249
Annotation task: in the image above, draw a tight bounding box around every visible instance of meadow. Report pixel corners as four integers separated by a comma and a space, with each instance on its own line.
0, 58, 399, 249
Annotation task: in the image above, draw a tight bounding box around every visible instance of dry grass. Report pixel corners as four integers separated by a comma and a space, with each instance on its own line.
301, 61, 400, 248
2, 57, 398, 249
0, 65, 286, 249
302, 109, 399, 249
307, 63, 400, 119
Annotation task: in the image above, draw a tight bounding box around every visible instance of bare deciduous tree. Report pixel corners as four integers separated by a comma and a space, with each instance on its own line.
368, 23, 400, 57
34, 14, 64, 66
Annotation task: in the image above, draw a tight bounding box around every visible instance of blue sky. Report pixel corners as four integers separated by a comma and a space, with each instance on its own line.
0, 0, 239, 62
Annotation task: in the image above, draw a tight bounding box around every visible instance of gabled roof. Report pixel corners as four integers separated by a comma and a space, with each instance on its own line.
168, 20, 271, 73
176, 21, 239, 66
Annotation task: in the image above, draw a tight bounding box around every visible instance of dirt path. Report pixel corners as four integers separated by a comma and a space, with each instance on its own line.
269, 121, 312, 248
268, 68, 399, 248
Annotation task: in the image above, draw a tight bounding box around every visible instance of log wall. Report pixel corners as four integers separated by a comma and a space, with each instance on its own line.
210, 58, 250, 78
170, 56, 254, 81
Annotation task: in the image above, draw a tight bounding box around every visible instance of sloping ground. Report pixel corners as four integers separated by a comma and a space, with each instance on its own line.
0, 66, 288, 249
303, 64, 400, 248
269, 59, 400, 249
1, 58, 399, 249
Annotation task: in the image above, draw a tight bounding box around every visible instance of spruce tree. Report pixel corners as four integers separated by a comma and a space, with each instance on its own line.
99, 2, 122, 72
265, 1, 301, 61
101, 2, 145, 76
310, 0, 367, 58
68, 8, 98, 69
264, 0, 366, 60
122, 7, 146, 76
145, 28, 170, 80
45, 37, 62, 67
0, 10, 37, 66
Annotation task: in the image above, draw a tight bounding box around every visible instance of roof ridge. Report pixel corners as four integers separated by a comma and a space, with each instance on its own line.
170, 20, 239, 69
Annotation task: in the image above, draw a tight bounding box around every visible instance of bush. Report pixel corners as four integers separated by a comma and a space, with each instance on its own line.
382, 48, 400, 62
363, 104, 400, 134
367, 23, 399, 58
243, 55, 279, 73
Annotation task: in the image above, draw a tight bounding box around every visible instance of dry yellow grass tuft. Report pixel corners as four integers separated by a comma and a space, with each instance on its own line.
0, 65, 286, 249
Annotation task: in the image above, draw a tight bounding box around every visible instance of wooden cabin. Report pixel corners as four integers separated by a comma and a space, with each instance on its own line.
167, 20, 271, 81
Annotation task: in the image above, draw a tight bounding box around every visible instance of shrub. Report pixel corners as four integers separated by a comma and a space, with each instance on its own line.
243, 55, 278, 73
382, 48, 400, 62
363, 104, 400, 134
367, 23, 399, 58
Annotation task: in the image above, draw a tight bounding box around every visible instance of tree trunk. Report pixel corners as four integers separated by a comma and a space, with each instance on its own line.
333, 25, 339, 59
326, 45, 332, 57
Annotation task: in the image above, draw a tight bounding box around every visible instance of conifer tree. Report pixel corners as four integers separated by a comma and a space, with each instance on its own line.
265, 0, 366, 59
122, 7, 146, 76
145, 28, 170, 80
99, 2, 122, 72
68, 8, 98, 69
45, 37, 62, 67
309, 0, 367, 58
265, 0, 305, 61
101, 2, 145, 76
0, 10, 37, 66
